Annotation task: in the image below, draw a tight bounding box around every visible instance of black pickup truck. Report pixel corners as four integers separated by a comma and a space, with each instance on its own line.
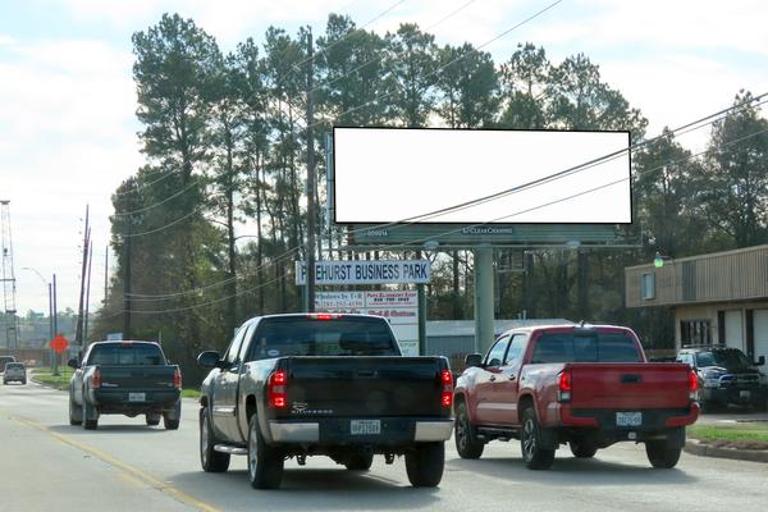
68, 341, 182, 430
197, 313, 454, 489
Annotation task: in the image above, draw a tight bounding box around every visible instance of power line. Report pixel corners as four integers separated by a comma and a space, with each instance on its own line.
101, 94, 766, 313
111, 178, 199, 217
311, 0, 479, 96
312, 0, 564, 128
125, 246, 300, 300
121, 207, 201, 238
286, 0, 408, 80
111, 120, 768, 315
116, 94, 767, 302
342, 92, 768, 233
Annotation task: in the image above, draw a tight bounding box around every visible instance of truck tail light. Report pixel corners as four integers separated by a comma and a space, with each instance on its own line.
688, 368, 699, 401
268, 370, 288, 409
172, 368, 182, 390
308, 313, 341, 320
439, 369, 453, 409
90, 368, 101, 389
557, 369, 571, 403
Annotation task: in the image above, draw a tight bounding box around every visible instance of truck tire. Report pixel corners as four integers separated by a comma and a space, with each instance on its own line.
520, 408, 555, 470
247, 414, 284, 489
569, 439, 598, 458
82, 391, 98, 430
69, 392, 83, 426
455, 402, 484, 459
199, 407, 229, 472
345, 452, 374, 471
645, 441, 681, 469
405, 442, 445, 488
164, 400, 181, 430
145, 413, 161, 426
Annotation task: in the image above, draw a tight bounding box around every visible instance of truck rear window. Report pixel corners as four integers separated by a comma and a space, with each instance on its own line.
531, 332, 642, 363
247, 316, 399, 360
88, 344, 166, 366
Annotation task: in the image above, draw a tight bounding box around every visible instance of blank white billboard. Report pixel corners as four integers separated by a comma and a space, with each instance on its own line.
333, 127, 631, 224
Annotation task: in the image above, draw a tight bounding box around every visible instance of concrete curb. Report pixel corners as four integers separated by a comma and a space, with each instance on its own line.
685, 438, 768, 463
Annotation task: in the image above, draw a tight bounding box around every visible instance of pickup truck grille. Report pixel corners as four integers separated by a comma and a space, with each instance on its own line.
719, 374, 760, 387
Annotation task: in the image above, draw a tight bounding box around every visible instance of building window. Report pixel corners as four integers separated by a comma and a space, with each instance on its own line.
681, 320, 712, 346
641, 273, 655, 300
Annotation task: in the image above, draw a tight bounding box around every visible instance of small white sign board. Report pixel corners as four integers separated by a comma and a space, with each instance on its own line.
315, 290, 419, 356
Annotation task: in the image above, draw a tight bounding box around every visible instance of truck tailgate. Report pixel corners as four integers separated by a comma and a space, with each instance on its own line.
569, 363, 691, 409
97, 365, 178, 391
283, 357, 446, 417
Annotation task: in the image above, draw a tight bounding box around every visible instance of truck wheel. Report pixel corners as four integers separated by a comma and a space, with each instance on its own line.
247, 414, 284, 489
455, 402, 484, 459
569, 439, 598, 458
146, 413, 161, 426
520, 408, 555, 470
405, 442, 444, 487
69, 393, 83, 426
164, 400, 181, 430
82, 392, 98, 430
345, 452, 374, 471
646, 441, 681, 469
199, 407, 229, 472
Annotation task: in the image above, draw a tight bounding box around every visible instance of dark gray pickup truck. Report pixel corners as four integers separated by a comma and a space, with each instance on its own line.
68, 341, 182, 430
197, 313, 454, 489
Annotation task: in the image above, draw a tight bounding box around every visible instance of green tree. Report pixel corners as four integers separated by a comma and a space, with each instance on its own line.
385, 23, 439, 127
499, 43, 549, 129
698, 92, 768, 247
435, 43, 499, 128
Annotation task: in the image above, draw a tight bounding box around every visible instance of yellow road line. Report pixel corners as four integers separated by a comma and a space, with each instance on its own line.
10, 414, 221, 512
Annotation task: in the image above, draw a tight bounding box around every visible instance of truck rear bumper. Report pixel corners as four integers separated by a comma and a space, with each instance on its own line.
91, 389, 180, 414
560, 404, 699, 429
268, 417, 453, 445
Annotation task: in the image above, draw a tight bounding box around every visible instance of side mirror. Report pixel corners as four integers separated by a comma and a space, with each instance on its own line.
67, 358, 79, 369
755, 355, 766, 367
464, 353, 483, 368
197, 351, 221, 369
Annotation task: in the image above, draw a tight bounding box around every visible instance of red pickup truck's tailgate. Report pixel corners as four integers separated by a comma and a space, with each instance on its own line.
569, 363, 691, 410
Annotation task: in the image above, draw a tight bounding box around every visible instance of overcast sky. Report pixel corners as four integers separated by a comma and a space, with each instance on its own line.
1, 0, 766, 316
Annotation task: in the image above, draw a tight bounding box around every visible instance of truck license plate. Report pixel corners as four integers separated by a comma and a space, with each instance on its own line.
616, 412, 642, 427
740, 390, 751, 400
350, 419, 381, 435
128, 392, 146, 402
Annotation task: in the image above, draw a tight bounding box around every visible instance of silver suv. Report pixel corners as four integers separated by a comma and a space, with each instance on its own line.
3, 362, 26, 385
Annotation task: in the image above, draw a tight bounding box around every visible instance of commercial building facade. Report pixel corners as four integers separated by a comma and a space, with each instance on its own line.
625, 244, 768, 362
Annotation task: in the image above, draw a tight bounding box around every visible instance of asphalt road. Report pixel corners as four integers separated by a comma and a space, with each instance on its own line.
1, 381, 766, 512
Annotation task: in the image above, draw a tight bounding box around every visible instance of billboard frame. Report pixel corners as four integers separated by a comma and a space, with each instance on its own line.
332, 125, 633, 227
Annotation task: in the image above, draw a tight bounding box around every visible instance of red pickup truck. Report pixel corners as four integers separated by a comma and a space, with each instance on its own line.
454, 324, 699, 470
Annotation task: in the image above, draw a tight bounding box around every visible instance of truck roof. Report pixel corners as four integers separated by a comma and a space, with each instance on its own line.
242, 312, 390, 323
500, 323, 636, 337
90, 340, 161, 346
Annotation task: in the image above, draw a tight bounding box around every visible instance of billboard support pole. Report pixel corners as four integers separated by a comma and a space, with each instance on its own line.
474, 246, 495, 354
417, 283, 427, 356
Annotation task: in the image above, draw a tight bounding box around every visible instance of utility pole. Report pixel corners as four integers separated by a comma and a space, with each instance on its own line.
52, 273, 58, 376
124, 184, 133, 338
104, 244, 108, 305
75, 205, 90, 349
325, 133, 334, 260
48, 282, 53, 367
84, 240, 93, 343
304, 26, 317, 313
